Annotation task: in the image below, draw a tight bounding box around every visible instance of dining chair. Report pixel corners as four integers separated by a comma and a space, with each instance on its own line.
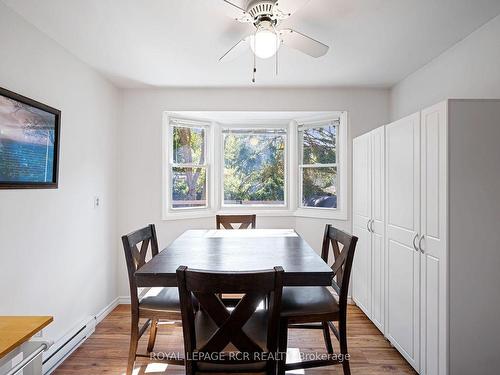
216, 214, 256, 229
121, 224, 183, 375
277, 225, 358, 375
176, 265, 284, 375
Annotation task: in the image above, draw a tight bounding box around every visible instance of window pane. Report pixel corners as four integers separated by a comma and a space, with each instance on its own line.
299, 125, 336, 164
172, 126, 205, 165
302, 167, 337, 208
171, 167, 207, 208
223, 131, 285, 205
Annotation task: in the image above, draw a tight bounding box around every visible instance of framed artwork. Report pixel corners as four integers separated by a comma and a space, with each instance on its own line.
0, 87, 61, 189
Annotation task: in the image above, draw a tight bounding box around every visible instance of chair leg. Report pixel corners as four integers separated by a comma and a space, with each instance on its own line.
266, 359, 277, 375
147, 318, 158, 353
277, 319, 288, 375
127, 313, 140, 375
322, 321, 334, 354
339, 317, 351, 375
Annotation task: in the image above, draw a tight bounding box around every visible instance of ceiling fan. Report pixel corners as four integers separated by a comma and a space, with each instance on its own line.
219, 0, 329, 81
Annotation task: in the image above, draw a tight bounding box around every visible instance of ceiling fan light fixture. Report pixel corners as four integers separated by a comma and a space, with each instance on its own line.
218, 0, 330, 67
250, 27, 280, 59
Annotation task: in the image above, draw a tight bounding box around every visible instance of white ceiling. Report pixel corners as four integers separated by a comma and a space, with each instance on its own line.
4, 0, 500, 88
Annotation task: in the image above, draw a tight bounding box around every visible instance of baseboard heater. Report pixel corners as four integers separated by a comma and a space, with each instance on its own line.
42, 316, 96, 375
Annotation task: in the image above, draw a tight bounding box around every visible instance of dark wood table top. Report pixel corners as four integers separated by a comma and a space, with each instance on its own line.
135, 229, 333, 287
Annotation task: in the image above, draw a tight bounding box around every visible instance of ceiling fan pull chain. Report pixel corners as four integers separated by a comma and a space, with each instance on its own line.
273, 24, 279, 76
252, 51, 257, 83
252, 29, 257, 83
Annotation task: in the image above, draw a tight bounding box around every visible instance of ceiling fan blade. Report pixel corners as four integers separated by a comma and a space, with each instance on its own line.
280, 29, 329, 58
219, 36, 251, 62
220, 0, 252, 22
274, 0, 311, 16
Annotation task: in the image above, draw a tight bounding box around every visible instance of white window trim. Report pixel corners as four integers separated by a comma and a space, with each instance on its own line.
162, 113, 214, 219
162, 112, 348, 221
294, 112, 348, 220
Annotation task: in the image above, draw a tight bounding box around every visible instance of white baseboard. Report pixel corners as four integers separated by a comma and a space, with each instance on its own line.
42, 296, 122, 374
43, 316, 95, 374
118, 296, 131, 304
95, 296, 120, 324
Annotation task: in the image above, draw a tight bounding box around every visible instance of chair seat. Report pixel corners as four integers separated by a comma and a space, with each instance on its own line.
139, 287, 180, 313
193, 309, 269, 372
280, 286, 339, 318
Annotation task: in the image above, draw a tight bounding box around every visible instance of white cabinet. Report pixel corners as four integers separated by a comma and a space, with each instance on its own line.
384, 103, 448, 374
419, 102, 447, 375
353, 99, 500, 375
370, 126, 385, 332
352, 125, 385, 332
385, 112, 421, 371
352, 132, 372, 317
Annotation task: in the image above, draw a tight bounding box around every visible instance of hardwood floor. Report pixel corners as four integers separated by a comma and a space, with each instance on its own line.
54, 304, 416, 374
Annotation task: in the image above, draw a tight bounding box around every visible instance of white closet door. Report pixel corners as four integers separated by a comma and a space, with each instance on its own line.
420, 101, 448, 375
370, 126, 385, 332
386, 112, 421, 372
352, 133, 372, 317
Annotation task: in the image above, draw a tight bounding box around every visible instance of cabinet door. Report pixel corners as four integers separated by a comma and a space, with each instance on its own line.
420, 102, 448, 375
352, 133, 372, 317
371, 126, 385, 332
385, 112, 421, 372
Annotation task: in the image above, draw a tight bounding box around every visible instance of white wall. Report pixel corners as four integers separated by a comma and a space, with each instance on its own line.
118, 87, 389, 295
390, 14, 500, 120
448, 100, 500, 375
0, 2, 120, 342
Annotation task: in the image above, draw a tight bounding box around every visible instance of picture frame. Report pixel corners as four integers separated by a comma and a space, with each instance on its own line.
0, 86, 61, 189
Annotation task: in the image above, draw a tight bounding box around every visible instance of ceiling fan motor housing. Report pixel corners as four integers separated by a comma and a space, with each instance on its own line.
247, 0, 277, 20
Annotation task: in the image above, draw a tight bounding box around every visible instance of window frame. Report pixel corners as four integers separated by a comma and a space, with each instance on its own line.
163, 115, 212, 216
220, 125, 289, 209
298, 121, 339, 210
294, 112, 348, 220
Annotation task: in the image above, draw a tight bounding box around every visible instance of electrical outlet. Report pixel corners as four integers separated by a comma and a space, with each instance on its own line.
94, 196, 101, 208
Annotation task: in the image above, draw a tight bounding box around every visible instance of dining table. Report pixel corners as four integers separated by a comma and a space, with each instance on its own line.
135, 229, 334, 287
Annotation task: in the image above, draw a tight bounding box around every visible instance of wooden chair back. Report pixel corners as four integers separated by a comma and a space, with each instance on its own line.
176, 266, 283, 373
216, 214, 256, 229
320, 225, 358, 312
121, 224, 159, 310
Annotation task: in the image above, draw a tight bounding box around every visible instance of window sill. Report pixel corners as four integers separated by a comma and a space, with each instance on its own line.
162, 210, 216, 221
162, 208, 348, 221
294, 208, 348, 221
217, 209, 295, 217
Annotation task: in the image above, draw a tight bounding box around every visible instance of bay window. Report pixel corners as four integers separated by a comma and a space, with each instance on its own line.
164, 112, 347, 220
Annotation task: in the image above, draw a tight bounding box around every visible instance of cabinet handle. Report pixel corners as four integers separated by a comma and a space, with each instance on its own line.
366, 220, 371, 232
419, 235, 425, 253
370, 220, 375, 233
412, 233, 419, 252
